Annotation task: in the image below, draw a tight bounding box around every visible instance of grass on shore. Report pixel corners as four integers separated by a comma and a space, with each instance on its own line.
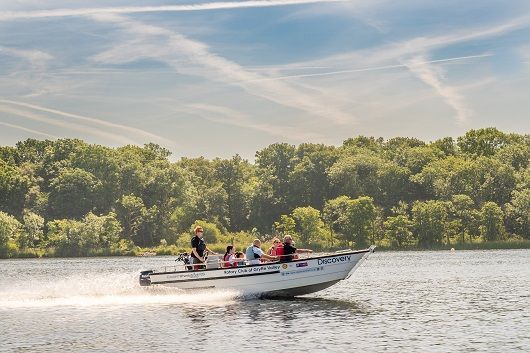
3, 239, 530, 259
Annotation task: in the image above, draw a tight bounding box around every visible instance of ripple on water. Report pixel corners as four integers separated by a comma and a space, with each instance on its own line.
0, 250, 529, 353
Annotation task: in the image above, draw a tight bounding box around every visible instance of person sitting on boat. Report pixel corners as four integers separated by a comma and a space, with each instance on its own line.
281, 235, 313, 262
234, 251, 246, 266
245, 239, 278, 265
223, 245, 243, 268
190, 226, 216, 270
267, 237, 282, 257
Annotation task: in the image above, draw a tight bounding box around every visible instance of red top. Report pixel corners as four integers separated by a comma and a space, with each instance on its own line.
275, 243, 284, 257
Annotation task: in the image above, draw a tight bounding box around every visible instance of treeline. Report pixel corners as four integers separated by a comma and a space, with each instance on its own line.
0, 127, 529, 257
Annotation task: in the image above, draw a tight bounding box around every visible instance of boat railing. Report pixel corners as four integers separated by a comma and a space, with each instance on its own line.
156, 246, 368, 272
156, 251, 349, 273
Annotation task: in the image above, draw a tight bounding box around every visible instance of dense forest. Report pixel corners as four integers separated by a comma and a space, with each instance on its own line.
1, 127, 529, 258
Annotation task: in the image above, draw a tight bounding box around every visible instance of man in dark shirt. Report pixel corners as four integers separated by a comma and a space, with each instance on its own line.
281, 235, 313, 262
190, 226, 216, 270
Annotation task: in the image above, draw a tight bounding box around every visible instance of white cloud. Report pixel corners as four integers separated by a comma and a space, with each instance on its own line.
404, 54, 472, 124
90, 14, 355, 125
0, 0, 349, 21
0, 45, 52, 69
177, 103, 323, 140
0, 99, 174, 146
0, 103, 137, 145
0, 121, 57, 138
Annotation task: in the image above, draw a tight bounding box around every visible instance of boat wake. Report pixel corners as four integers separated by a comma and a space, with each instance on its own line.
0, 272, 239, 309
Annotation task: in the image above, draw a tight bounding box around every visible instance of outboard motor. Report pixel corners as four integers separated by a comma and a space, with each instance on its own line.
139, 270, 153, 286
176, 252, 192, 271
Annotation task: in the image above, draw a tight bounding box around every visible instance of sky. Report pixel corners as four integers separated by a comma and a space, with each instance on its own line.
0, 0, 529, 161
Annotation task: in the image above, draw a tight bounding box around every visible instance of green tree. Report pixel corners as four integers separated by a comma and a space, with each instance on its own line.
48, 168, 102, 219
505, 190, 530, 239
393, 146, 443, 175
213, 155, 251, 231
190, 220, 222, 244
291, 206, 326, 246
345, 196, 377, 248
449, 195, 478, 244
412, 200, 448, 247
71, 144, 121, 213
46, 218, 84, 256
323, 195, 352, 245
0, 211, 23, 257
253, 143, 297, 230
457, 127, 513, 156
480, 202, 505, 241
274, 215, 296, 236
289, 144, 338, 210
116, 194, 149, 242
384, 215, 413, 248
429, 137, 457, 156
495, 143, 530, 171
329, 153, 410, 208
21, 211, 44, 250
81, 212, 122, 249
0, 160, 32, 217
413, 156, 516, 205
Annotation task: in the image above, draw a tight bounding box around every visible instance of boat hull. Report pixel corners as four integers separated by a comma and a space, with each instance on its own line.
141, 247, 374, 297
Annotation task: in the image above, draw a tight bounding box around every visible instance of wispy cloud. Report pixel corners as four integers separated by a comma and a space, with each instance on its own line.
178, 103, 323, 140
0, 45, 52, 68
298, 14, 530, 69
90, 14, 354, 124
242, 54, 493, 82
0, 121, 57, 138
0, 99, 173, 146
0, 104, 136, 145
0, 0, 348, 21
404, 54, 472, 124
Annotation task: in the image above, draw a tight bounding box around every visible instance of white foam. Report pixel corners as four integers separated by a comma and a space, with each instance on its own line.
0, 272, 239, 309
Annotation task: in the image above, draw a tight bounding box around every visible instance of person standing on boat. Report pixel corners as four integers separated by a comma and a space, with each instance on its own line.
190, 226, 216, 270
246, 239, 278, 265
281, 235, 313, 262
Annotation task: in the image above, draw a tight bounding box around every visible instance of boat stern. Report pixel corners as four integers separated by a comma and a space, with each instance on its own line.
139, 270, 153, 286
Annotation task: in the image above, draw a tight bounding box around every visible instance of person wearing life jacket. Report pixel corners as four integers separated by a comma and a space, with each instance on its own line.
267, 237, 282, 257
223, 245, 236, 268
281, 234, 313, 263
245, 239, 278, 265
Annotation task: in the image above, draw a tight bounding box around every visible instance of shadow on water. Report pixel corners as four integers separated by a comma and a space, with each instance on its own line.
177, 293, 370, 330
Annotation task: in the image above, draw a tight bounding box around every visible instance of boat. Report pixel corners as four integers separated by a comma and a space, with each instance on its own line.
139, 246, 375, 297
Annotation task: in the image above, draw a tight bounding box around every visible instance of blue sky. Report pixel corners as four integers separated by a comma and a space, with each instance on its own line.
0, 0, 529, 160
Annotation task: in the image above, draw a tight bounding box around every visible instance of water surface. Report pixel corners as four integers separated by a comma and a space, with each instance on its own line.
1, 250, 528, 352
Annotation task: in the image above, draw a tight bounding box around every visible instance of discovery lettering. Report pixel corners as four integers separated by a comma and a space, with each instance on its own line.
317, 255, 351, 265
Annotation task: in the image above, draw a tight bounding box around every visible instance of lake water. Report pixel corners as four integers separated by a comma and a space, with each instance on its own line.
1, 250, 529, 352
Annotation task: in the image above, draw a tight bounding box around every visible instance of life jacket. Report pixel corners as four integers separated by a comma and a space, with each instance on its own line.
223, 253, 231, 268
275, 242, 284, 259
245, 246, 256, 261
246, 245, 261, 263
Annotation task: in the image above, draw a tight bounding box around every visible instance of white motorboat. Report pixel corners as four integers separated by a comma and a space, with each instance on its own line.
139, 246, 375, 297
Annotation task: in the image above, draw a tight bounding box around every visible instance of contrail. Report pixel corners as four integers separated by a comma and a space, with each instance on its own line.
0, 99, 173, 145
0, 104, 135, 144
243, 53, 493, 82
405, 54, 472, 124
0, 0, 348, 21
0, 121, 57, 138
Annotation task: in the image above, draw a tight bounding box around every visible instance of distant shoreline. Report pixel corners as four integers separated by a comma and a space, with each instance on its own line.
3, 240, 529, 259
